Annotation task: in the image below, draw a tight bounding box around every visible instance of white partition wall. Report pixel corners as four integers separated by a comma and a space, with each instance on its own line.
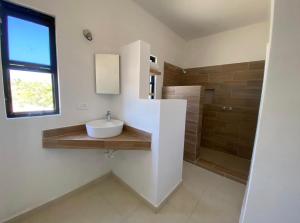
111, 41, 187, 206
156, 100, 186, 204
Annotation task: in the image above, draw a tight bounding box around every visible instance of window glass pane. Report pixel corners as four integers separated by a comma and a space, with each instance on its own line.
7, 16, 51, 65
10, 69, 54, 112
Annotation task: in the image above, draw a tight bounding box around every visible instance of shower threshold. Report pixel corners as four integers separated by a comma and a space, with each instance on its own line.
195, 147, 251, 184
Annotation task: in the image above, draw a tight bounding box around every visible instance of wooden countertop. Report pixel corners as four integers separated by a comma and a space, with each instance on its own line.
43, 124, 151, 150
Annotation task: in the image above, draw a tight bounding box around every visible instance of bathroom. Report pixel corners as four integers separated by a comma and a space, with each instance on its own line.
1, 1, 300, 223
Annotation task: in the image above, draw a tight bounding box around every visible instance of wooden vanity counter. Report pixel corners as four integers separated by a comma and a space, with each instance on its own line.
43, 125, 151, 150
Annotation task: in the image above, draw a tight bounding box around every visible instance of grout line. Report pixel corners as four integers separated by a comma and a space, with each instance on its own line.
120, 201, 144, 223
96, 176, 143, 221
185, 200, 200, 223
97, 192, 125, 222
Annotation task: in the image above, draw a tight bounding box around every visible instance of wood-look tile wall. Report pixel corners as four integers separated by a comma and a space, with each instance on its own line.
163, 61, 265, 160
162, 86, 204, 162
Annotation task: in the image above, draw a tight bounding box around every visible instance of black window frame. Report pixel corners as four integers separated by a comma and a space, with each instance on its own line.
0, 1, 59, 118
150, 55, 157, 63
149, 75, 155, 99
149, 55, 157, 99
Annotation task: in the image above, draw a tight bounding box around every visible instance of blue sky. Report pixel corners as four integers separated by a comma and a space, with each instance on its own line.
8, 16, 50, 65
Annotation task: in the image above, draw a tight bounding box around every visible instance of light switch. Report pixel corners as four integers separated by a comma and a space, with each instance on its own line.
77, 103, 88, 110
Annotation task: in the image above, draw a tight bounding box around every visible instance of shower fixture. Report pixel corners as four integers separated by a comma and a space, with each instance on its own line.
83, 29, 93, 41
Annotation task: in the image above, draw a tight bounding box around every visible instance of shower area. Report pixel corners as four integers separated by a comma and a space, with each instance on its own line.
163, 61, 265, 184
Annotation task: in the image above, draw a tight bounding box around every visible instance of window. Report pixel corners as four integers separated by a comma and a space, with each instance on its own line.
0, 1, 59, 118
149, 75, 155, 99
150, 55, 157, 63
149, 55, 157, 99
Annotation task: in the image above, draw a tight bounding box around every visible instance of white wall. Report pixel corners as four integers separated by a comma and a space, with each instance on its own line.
182, 21, 270, 68
241, 0, 300, 222
156, 100, 186, 204
111, 41, 161, 204
0, 0, 185, 221
111, 41, 186, 206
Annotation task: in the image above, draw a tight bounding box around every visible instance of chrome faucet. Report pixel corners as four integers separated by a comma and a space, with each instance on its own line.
106, 111, 111, 121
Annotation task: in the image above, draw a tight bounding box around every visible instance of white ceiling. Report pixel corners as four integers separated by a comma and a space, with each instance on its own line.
133, 0, 270, 40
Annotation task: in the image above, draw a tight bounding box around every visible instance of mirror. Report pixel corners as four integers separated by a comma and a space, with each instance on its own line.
95, 54, 120, 94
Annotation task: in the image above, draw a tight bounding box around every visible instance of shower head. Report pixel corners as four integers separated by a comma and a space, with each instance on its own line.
83, 29, 93, 41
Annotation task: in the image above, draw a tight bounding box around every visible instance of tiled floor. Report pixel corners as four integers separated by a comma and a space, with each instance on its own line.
12, 162, 246, 223
196, 148, 251, 184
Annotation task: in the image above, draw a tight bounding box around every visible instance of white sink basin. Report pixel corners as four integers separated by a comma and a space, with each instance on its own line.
86, 119, 124, 138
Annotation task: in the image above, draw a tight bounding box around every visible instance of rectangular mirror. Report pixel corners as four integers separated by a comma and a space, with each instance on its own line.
95, 54, 120, 94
